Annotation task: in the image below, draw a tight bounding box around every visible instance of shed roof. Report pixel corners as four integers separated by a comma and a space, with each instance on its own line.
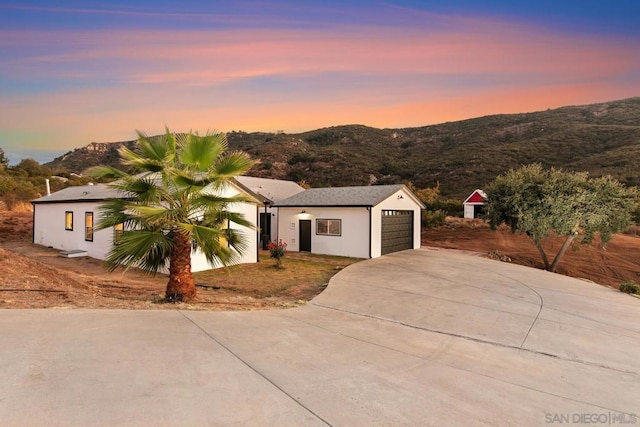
274, 184, 425, 208
463, 189, 487, 204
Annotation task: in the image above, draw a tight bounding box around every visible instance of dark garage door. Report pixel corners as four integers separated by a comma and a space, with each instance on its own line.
381, 210, 414, 255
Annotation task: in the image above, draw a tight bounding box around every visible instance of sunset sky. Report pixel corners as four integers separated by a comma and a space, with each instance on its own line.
1, 0, 639, 163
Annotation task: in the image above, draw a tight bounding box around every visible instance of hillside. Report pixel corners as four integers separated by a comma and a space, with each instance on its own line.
46, 97, 640, 198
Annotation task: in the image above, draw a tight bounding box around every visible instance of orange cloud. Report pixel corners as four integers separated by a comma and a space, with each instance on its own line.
1, 12, 638, 153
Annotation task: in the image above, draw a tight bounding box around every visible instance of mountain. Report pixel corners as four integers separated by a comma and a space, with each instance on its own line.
46, 97, 640, 199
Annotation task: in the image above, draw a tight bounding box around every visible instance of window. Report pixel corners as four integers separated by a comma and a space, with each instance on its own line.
219, 218, 230, 247
65, 211, 73, 231
316, 219, 341, 236
85, 212, 94, 242
113, 223, 123, 243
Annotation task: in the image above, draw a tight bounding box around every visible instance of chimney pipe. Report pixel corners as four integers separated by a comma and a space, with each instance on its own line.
45, 179, 51, 196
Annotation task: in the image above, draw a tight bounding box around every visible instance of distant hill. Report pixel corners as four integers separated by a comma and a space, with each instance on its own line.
46, 97, 640, 199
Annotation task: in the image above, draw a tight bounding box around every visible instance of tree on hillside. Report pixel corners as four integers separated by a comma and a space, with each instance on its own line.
91, 128, 256, 302
485, 164, 637, 272
13, 158, 51, 177
0, 148, 8, 171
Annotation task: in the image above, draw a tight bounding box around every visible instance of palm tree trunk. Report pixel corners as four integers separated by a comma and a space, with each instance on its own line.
166, 230, 196, 302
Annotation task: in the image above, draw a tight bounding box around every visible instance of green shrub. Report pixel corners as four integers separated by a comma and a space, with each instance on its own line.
620, 281, 640, 295
422, 209, 446, 228
426, 198, 464, 217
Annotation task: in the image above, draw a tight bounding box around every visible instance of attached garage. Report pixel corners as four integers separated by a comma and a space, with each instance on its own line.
275, 185, 425, 259
381, 210, 414, 255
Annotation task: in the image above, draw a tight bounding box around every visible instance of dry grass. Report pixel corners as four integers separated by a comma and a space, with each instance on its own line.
194, 252, 358, 301
0, 211, 361, 310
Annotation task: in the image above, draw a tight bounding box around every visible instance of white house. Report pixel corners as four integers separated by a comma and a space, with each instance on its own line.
234, 176, 305, 248
31, 179, 261, 272
463, 189, 487, 219
274, 184, 425, 259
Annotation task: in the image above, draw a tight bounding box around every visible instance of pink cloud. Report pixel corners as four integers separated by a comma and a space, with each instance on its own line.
1, 10, 639, 153
2, 21, 635, 86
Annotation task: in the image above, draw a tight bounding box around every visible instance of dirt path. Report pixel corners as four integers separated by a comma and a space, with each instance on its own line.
0, 211, 356, 309
422, 219, 640, 289
1, 211, 638, 309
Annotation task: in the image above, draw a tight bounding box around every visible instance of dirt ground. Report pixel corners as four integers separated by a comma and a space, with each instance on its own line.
422, 218, 640, 289
1, 211, 638, 310
0, 211, 356, 310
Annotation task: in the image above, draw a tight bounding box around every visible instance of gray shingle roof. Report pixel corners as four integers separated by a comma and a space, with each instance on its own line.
235, 176, 305, 203
274, 184, 414, 207
31, 184, 122, 204
31, 177, 298, 205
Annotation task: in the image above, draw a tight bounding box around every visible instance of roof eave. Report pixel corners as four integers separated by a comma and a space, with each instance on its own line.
32, 197, 112, 204
273, 204, 374, 208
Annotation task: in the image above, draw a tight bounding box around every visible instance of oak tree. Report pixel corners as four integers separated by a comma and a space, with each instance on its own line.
485, 164, 637, 272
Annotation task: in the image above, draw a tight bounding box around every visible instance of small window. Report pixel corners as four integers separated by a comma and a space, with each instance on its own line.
114, 223, 124, 243
316, 219, 341, 236
85, 212, 94, 242
65, 211, 73, 231
219, 218, 230, 247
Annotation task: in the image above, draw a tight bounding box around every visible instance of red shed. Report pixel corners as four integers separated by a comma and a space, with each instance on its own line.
463, 189, 487, 218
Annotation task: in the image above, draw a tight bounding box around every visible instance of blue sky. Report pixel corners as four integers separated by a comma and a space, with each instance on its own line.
1, 1, 639, 163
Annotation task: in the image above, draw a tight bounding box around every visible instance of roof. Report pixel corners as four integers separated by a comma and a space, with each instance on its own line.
234, 176, 305, 203
274, 184, 425, 208
463, 189, 488, 204
32, 178, 264, 205
32, 184, 122, 204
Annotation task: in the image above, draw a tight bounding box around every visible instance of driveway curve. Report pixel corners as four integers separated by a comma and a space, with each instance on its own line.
1, 248, 639, 426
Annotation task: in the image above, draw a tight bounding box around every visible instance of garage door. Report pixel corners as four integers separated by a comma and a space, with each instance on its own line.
381, 210, 414, 255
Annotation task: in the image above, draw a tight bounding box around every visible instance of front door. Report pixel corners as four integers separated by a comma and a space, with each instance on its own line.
259, 212, 271, 249
299, 220, 311, 252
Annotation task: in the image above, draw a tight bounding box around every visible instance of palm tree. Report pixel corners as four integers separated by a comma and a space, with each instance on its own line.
92, 128, 256, 302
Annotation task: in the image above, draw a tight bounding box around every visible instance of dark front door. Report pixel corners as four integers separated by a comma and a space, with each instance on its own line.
299, 220, 311, 252
260, 212, 271, 246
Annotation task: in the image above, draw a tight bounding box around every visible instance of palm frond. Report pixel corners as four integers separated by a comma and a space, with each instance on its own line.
195, 193, 251, 210
226, 227, 250, 259
86, 165, 128, 180
104, 229, 172, 274
221, 210, 256, 230
179, 131, 226, 172
180, 223, 238, 266
95, 198, 130, 230
215, 151, 256, 177
136, 131, 171, 162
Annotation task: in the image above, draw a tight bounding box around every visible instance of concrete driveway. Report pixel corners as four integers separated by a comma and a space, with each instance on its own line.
1, 248, 639, 426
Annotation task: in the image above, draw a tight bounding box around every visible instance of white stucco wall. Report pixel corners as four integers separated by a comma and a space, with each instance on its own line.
370, 188, 423, 258
463, 202, 485, 219
190, 200, 258, 272
34, 191, 259, 272
276, 188, 423, 259
33, 202, 116, 260
464, 204, 475, 219
277, 207, 370, 259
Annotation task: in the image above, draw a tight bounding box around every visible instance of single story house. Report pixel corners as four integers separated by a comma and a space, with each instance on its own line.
274, 184, 425, 259
463, 189, 487, 219
31, 179, 262, 272
234, 176, 305, 248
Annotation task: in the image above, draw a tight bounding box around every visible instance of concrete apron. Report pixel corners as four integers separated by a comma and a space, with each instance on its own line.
1, 248, 639, 426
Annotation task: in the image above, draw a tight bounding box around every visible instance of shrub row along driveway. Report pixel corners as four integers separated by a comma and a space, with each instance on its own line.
1, 248, 639, 426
